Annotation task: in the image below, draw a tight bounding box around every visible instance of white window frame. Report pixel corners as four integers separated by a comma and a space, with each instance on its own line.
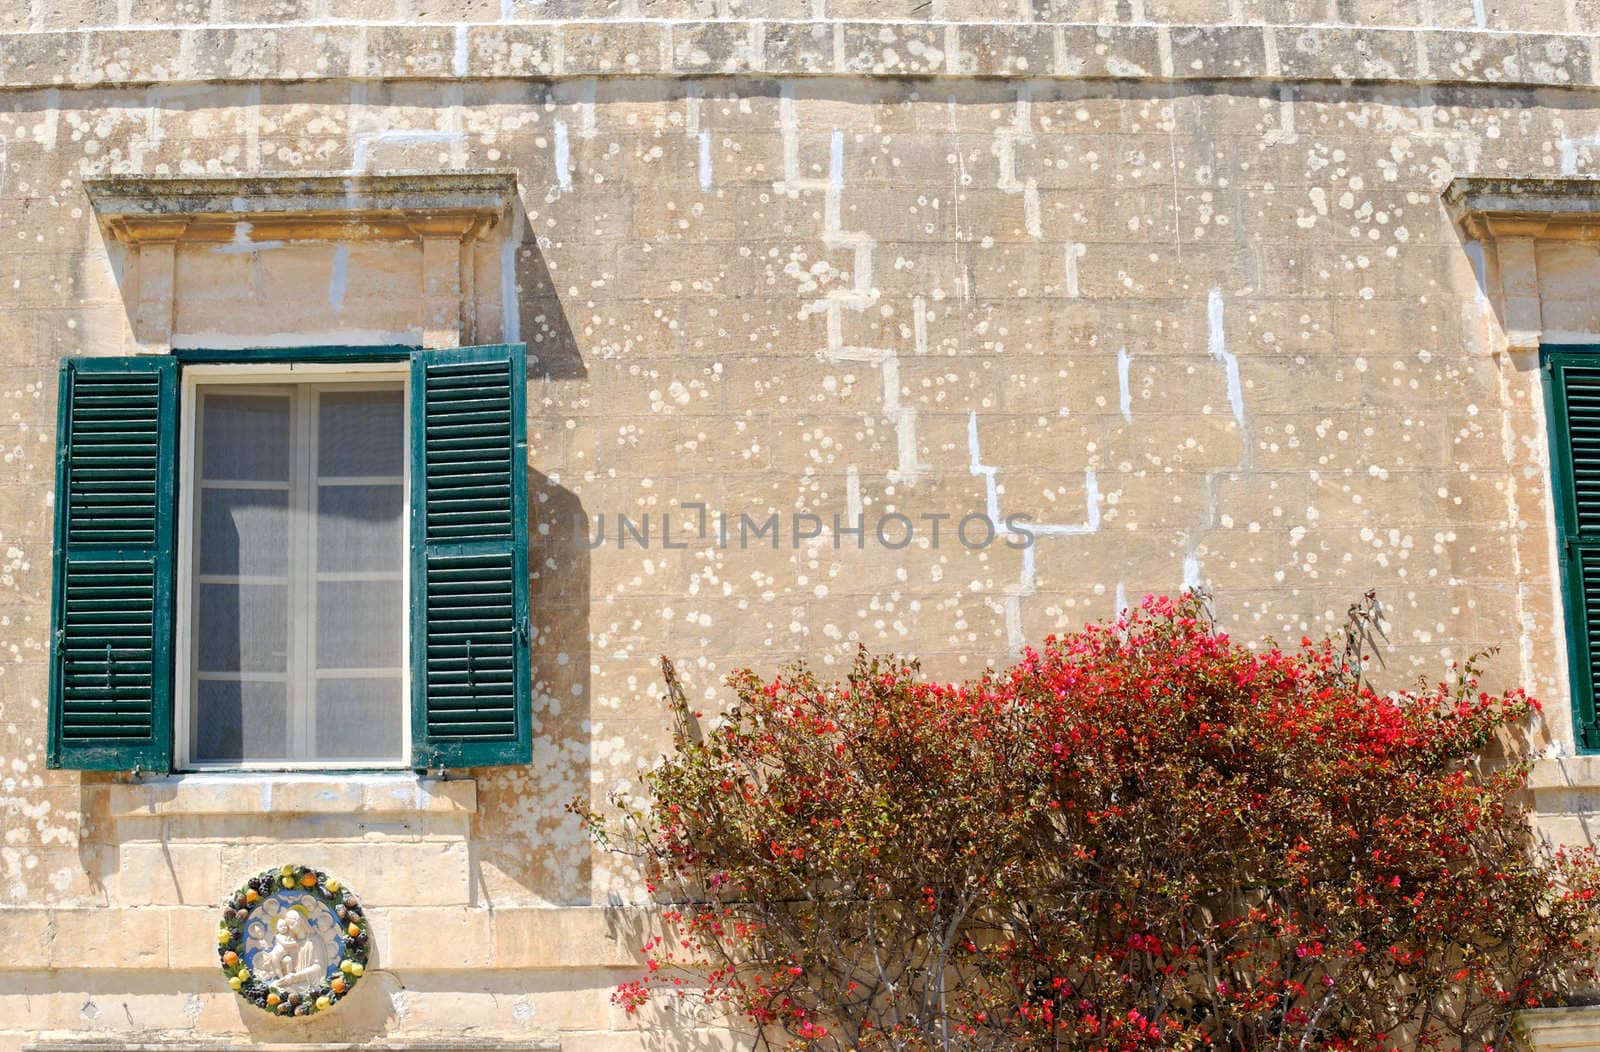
174, 362, 412, 771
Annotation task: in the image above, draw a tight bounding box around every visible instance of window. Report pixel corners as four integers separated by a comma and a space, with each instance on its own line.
1546, 347, 1600, 752
182, 373, 409, 767
47, 346, 532, 773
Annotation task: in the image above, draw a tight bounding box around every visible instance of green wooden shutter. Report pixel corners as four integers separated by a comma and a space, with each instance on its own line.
410, 343, 531, 768
1549, 351, 1600, 750
47, 357, 177, 771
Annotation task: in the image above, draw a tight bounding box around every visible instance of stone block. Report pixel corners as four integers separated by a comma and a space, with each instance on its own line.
383, 906, 493, 969
762, 20, 838, 74
1167, 26, 1270, 79
671, 22, 762, 75
1274, 26, 1417, 81
563, 22, 667, 76
491, 906, 640, 969
1054, 24, 1161, 78
467, 25, 559, 78
112, 841, 224, 906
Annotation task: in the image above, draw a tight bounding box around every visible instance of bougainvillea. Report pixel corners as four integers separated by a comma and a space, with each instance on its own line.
583, 595, 1600, 1051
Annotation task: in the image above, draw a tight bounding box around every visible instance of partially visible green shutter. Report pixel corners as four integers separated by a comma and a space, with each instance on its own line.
48, 357, 177, 771
1549, 352, 1600, 750
410, 344, 531, 768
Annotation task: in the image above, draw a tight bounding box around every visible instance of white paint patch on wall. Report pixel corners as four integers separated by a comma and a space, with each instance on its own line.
1182, 551, 1202, 591
328, 243, 348, 312
968, 410, 1099, 650
1184, 289, 1252, 595
994, 83, 1041, 239
1063, 242, 1085, 298
1559, 133, 1600, 176
776, 85, 927, 484
213, 221, 284, 254
1208, 287, 1245, 432
553, 119, 572, 192
698, 129, 713, 191
502, 237, 521, 344
351, 129, 464, 174
1117, 348, 1132, 422
454, 25, 470, 78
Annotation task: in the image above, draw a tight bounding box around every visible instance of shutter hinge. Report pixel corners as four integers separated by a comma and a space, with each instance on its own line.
52, 628, 64, 656
517, 616, 530, 644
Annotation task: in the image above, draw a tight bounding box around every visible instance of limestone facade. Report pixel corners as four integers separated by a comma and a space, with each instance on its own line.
9, 1, 1600, 1048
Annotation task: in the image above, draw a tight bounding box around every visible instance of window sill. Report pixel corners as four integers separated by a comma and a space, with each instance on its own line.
99, 772, 476, 818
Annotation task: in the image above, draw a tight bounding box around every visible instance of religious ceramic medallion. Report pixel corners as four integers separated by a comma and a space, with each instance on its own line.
217, 864, 370, 1016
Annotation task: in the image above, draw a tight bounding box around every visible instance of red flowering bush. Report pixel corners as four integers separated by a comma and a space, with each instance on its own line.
585, 596, 1600, 1051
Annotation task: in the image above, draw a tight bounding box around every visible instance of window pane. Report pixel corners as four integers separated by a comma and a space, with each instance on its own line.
314, 678, 404, 760
316, 579, 402, 669
197, 583, 288, 673
202, 394, 290, 481
317, 484, 403, 572
188, 380, 408, 767
319, 391, 403, 477
193, 680, 288, 763
199, 489, 289, 577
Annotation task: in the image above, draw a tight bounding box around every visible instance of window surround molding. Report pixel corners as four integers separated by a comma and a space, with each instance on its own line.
1445, 176, 1600, 763
1444, 176, 1600, 353
84, 171, 518, 353
174, 360, 414, 772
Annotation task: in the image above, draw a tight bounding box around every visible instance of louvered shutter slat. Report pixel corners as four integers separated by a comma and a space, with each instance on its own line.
410, 344, 530, 768
48, 358, 176, 771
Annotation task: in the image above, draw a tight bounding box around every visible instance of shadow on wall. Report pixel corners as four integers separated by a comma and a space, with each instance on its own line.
468, 467, 596, 907
466, 189, 596, 906
510, 193, 585, 383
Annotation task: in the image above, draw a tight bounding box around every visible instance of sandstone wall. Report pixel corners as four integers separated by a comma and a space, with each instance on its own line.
3, 2, 1600, 1048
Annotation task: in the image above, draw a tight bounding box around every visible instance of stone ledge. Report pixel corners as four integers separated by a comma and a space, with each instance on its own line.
1528, 756, 1600, 791
0, 22, 1592, 90
1516, 1005, 1600, 1050
0, 905, 644, 971
99, 774, 477, 818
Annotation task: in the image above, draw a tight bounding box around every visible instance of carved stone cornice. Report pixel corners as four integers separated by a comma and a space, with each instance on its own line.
1445, 177, 1600, 242
86, 171, 517, 245
1439, 177, 1600, 353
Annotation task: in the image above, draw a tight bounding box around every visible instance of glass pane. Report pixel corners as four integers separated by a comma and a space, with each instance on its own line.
316, 580, 402, 669
199, 488, 289, 577
193, 680, 288, 763
318, 390, 403, 477
197, 583, 288, 673
202, 393, 291, 481
314, 678, 404, 760
317, 484, 403, 572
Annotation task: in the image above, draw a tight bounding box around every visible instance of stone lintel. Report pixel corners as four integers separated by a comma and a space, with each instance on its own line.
87, 172, 516, 246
